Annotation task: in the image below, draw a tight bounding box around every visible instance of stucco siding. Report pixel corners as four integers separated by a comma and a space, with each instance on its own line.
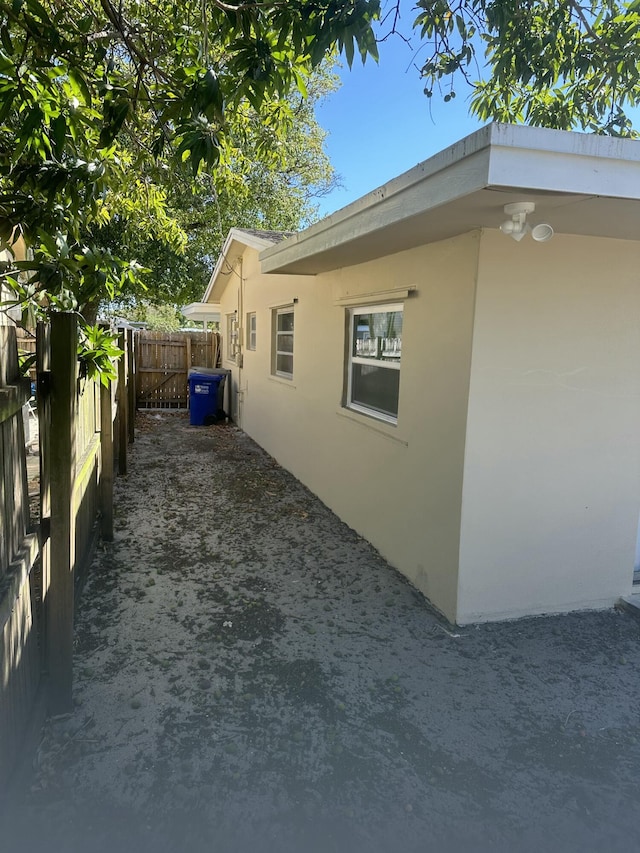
457, 230, 640, 623
216, 233, 479, 622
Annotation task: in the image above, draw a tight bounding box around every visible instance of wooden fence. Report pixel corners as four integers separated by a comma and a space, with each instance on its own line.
0, 325, 40, 796
135, 329, 220, 409
0, 314, 133, 795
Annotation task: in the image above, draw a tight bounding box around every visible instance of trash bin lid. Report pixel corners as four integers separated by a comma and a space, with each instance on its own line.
189, 372, 223, 384
189, 366, 230, 377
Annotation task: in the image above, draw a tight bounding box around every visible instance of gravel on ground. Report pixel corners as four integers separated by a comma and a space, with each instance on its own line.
5, 411, 640, 853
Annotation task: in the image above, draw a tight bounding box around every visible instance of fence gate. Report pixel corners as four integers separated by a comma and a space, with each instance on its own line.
135, 330, 221, 409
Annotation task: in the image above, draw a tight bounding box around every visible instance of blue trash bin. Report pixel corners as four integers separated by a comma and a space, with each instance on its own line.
189, 372, 223, 426
188, 367, 230, 419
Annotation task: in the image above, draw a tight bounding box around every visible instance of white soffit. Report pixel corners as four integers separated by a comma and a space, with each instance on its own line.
182, 302, 221, 322
260, 123, 640, 276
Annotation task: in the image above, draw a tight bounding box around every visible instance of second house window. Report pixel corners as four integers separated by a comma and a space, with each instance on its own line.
226, 313, 238, 362
273, 306, 294, 379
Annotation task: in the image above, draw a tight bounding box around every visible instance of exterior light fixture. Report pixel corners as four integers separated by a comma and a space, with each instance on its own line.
500, 202, 554, 243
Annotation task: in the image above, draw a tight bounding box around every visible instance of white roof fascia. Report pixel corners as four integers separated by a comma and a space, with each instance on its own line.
202, 228, 282, 302
486, 123, 640, 198
260, 123, 640, 275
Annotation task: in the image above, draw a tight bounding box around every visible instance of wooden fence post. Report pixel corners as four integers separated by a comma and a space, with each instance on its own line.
37, 321, 51, 673
117, 329, 127, 475
126, 328, 135, 444
100, 379, 114, 541
47, 313, 77, 715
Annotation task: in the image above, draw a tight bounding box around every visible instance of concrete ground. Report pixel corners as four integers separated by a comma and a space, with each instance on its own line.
6, 411, 640, 853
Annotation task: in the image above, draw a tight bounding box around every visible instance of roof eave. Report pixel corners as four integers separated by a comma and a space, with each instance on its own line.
259, 123, 640, 276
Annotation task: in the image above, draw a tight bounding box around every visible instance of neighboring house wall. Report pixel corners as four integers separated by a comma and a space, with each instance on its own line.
216, 232, 480, 622
457, 230, 640, 622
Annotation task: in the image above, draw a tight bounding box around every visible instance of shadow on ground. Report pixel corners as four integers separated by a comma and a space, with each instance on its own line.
5, 412, 640, 853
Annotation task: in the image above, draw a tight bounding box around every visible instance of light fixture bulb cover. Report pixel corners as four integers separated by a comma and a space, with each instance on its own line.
531, 223, 554, 242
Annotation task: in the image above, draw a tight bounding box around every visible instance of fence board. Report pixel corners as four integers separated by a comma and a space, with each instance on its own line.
74, 376, 101, 586
117, 329, 127, 474
126, 329, 135, 444
135, 330, 220, 408
0, 326, 41, 795
37, 322, 51, 676
100, 380, 114, 541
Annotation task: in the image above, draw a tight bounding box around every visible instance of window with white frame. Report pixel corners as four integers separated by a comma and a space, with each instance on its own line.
346, 303, 403, 423
226, 313, 238, 362
272, 306, 294, 378
246, 312, 256, 351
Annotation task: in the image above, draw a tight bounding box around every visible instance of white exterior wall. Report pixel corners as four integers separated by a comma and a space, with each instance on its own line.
217, 234, 479, 621
457, 230, 640, 623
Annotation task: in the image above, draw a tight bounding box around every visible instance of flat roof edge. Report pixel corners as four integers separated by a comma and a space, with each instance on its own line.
260, 123, 496, 265
260, 123, 640, 274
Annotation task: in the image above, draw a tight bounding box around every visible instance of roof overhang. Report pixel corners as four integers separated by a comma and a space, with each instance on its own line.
202, 228, 286, 303
182, 302, 221, 323
260, 123, 640, 276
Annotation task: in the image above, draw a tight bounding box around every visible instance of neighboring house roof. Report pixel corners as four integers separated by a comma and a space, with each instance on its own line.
202, 227, 295, 304
260, 122, 640, 276
233, 228, 296, 244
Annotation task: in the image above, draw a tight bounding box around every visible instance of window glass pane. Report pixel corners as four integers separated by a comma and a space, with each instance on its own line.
276, 353, 293, 375
277, 311, 294, 332
351, 363, 400, 418
353, 310, 402, 363
277, 333, 294, 353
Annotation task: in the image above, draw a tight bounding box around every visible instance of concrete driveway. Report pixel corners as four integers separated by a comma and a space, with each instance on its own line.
6, 412, 640, 853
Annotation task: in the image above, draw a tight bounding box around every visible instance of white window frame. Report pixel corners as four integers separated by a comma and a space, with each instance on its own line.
226, 313, 238, 362
272, 305, 294, 379
346, 302, 403, 425
246, 312, 257, 351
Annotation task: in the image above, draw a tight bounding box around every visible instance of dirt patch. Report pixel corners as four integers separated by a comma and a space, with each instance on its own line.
4, 411, 640, 853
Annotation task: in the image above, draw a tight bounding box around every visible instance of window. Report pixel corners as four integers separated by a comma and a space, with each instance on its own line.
272, 306, 294, 378
226, 313, 238, 362
247, 312, 256, 351
347, 303, 403, 423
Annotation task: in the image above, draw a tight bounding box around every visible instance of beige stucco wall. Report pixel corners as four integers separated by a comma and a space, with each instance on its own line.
215, 233, 480, 621
457, 230, 640, 623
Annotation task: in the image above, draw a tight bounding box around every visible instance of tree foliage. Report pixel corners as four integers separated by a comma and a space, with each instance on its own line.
387, 0, 640, 136
0, 0, 379, 380
3, 0, 640, 374
93, 65, 341, 308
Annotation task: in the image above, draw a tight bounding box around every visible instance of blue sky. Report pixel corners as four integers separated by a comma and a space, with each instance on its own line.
315, 15, 485, 218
